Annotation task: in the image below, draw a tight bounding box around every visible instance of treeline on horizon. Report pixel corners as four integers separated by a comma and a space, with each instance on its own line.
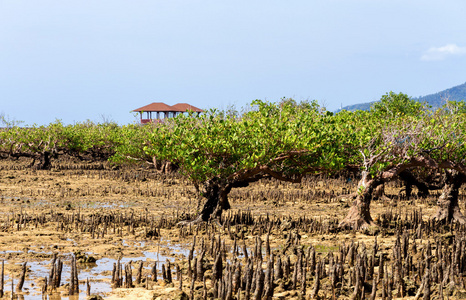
340, 81, 466, 112
1, 91, 466, 230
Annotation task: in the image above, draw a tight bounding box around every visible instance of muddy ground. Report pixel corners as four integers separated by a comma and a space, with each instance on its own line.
0, 159, 463, 299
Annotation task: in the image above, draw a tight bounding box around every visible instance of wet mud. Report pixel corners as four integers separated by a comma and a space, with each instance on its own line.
0, 159, 465, 299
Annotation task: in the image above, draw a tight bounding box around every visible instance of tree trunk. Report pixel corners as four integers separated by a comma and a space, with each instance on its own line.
339, 172, 379, 230
178, 175, 260, 226
339, 159, 431, 230
199, 179, 231, 221
194, 178, 253, 222
152, 156, 162, 171
34, 151, 52, 170
373, 184, 385, 200
398, 170, 430, 199
433, 170, 466, 224
153, 157, 178, 173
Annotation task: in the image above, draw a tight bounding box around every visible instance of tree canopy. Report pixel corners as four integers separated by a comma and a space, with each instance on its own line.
2, 93, 466, 229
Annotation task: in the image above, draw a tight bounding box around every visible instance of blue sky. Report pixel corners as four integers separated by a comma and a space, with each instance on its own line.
1, 1, 465, 125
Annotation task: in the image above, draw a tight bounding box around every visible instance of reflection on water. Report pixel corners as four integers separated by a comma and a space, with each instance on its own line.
0, 241, 189, 300
81, 201, 133, 209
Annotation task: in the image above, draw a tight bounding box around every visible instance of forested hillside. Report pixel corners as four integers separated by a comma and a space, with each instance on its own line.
417, 81, 466, 108
340, 81, 466, 111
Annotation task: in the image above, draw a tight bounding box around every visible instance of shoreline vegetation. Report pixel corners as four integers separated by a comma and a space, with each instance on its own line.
1, 93, 466, 298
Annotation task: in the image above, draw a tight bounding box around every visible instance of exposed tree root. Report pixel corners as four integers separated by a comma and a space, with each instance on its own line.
432, 170, 466, 224
339, 199, 376, 230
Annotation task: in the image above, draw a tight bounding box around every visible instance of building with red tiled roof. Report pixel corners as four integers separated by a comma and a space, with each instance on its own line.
133, 102, 203, 124
171, 103, 203, 113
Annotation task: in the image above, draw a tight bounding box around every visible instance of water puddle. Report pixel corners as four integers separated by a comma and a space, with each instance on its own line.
81, 201, 133, 209
0, 241, 190, 299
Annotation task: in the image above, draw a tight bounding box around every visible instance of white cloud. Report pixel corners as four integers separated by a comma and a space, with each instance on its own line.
421, 43, 466, 61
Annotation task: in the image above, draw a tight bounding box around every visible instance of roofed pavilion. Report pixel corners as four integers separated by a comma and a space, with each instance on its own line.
133, 102, 203, 124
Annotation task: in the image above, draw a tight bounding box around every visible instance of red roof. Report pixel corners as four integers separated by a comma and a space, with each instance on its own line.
172, 103, 203, 113
133, 102, 203, 113
133, 102, 177, 112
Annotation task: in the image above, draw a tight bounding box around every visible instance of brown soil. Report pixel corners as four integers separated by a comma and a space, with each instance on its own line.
0, 159, 463, 299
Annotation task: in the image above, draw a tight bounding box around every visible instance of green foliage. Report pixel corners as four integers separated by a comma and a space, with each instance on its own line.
1, 92, 466, 192
0, 120, 124, 163
340, 104, 466, 178
142, 99, 347, 186
341, 82, 466, 112
370, 91, 427, 117
440, 100, 466, 115
110, 124, 153, 165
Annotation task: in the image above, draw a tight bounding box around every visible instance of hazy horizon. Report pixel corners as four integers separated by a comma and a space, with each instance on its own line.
1, 1, 466, 125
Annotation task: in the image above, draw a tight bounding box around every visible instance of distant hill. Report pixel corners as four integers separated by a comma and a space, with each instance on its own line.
339, 81, 466, 112
338, 101, 374, 112
416, 81, 466, 108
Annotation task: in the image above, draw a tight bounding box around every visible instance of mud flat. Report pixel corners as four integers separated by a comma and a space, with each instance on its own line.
0, 160, 465, 299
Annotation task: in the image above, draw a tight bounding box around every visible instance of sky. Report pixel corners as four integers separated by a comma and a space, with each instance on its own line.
1, 1, 466, 125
